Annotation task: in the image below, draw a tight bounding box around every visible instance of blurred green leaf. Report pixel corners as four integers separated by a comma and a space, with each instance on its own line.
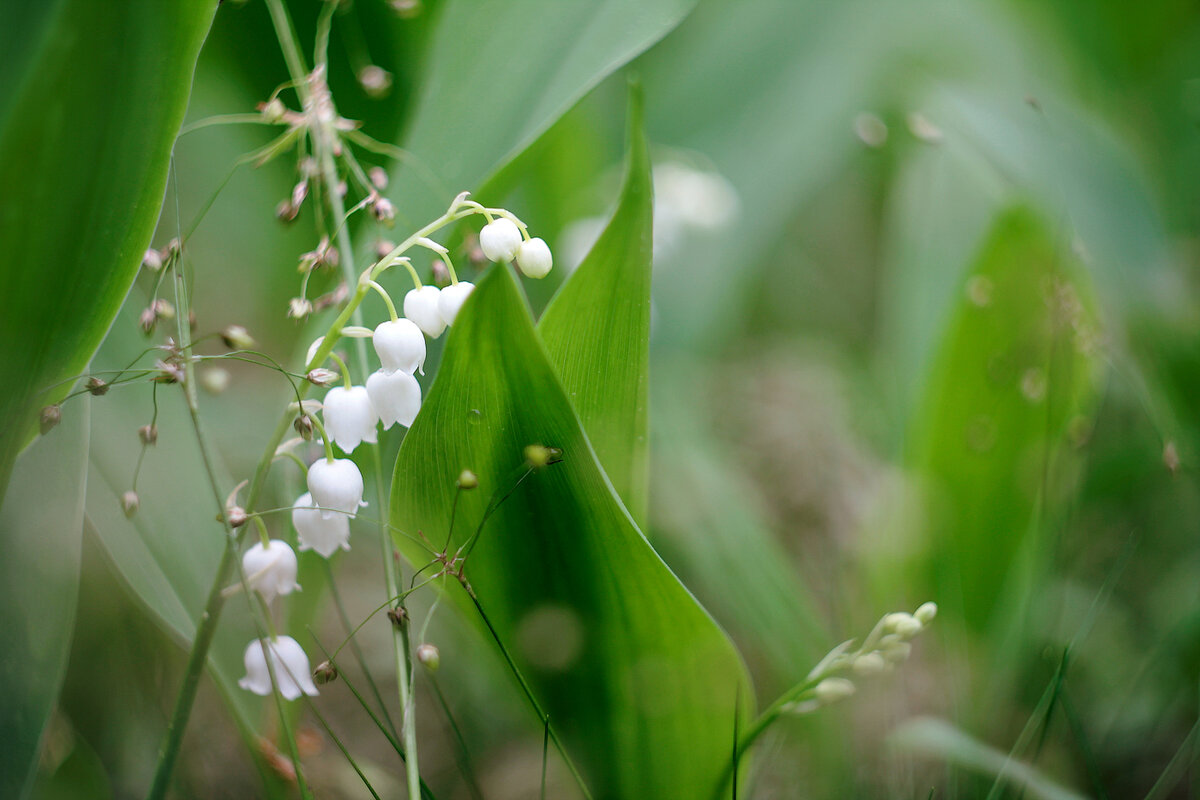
394, 0, 696, 215
538, 85, 652, 524
85, 395, 259, 741
391, 265, 751, 799
0, 0, 215, 495
908, 206, 1101, 631
0, 397, 88, 800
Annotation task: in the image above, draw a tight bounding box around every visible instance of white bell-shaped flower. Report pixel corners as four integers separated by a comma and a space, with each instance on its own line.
238, 636, 319, 700
307, 457, 364, 520
366, 368, 422, 430
404, 286, 446, 338
373, 318, 425, 374
479, 218, 522, 262
322, 385, 377, 453
516, 237, 553, 278
242, 539, 300, 603
438, 281, 475, 327
292, 492, 351, 557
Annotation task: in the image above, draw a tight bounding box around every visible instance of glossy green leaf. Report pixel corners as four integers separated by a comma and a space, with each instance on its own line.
391, 265, 751, 799
0, 396, 88, 799
908, 206, 1102, 631
538, 86, 652, 524
85, 394, 259, 738
393, 0, 695, 215
0, 0, 215, 495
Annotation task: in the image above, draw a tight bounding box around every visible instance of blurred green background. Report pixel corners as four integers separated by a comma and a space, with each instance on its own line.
11, 0, 1200, 797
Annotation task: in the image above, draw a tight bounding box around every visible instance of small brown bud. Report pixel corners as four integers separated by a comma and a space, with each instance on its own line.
153, 359, 185, 384
188, 310, 197, 331
313, 660, 339, 685
225, 506, 248, 528
416, 643, 440, 672
152, 299, 175, 320
291, 180, 309, 210
276, 199, 299, 223
86, 377, 109, 396
306, 368, 338, 386
166, 238, 181, 257
457, 469, 478, 490
431, 259, 450, 286
375, 239, 396, 260
294, 414, 315, 440
387, 607, 408, 628
369, 167, 388, 191
138, 424, 158, 445
220, 325, 255, 350
121, 490, 140, 518
288, 297, 314, 318
358, 65, 393, 98
39, 405, 62, 435
372, 197, 395, 222
142, 248, 163, 272
311, 283, 349, 313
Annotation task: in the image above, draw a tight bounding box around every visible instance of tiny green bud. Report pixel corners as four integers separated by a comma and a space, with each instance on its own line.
814, 677, 856, 705
852, 652, 887, 676
416, 643, 440, 672
525, 444, 551, 468
884, 612, 922, 638
39, 405, 62, 435
313, 660, 339, 685
200, 367, 230, 395
457, 469, 478, 490
259, 97, 287, 123
914, 601, 938, 625
294, 414, 315, 441
121, 490, 140, 518
221, 325, 255, 351
387, 606, 408, 628
86, 377, 109, 396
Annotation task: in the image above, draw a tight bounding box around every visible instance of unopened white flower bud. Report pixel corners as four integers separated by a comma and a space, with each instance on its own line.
239, 636, 319, 700
322, 386, 378, 453
242, 540, 301, 603
293, 492, 351, 557
852, 652, 887, 676
516, 237, 553, 278
403, 286, 446, 338
121, 490, 140, 518
221, 325, 255, 350
142, 248, 163, 272
366, 369, 421, 429
373, 319, 426, 374
881, 640, 913, 664
259, 98, 287, 123
884, 612, 922, 638
814, 677, 856, 705
416, 643, 440, 671
306, 368, 338, 386
479, 218, 522, 262
914, 602, 938, 625
438, 281, 475, 327
289, 297, 314, 318
307, 458, 364, 521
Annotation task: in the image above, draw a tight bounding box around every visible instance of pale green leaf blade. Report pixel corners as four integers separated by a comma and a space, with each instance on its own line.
0, 0, 215, 494
0, 396, 88, 799
538, 86, 652, 524
394, 0, 695, 214
391, 264, 750, 799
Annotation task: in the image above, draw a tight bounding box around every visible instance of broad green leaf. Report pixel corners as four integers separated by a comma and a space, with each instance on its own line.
85, 394, 259, 740
0, 0, 215, 495
391, 265, 751, 799
538, 85, 652, 524
0, 396, 88, 800
393, 0, 696, 215
906, 206, 1102, 631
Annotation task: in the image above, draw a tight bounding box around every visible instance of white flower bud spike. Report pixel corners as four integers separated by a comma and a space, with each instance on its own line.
438, 281, 475, 327
367, 369, 422, 429
307, 458, 364, 520
479, 217, 522, 262
322, 385, 378, 454
239, 636, 319, 700
242, 539, 301, 603
373, 318, 426, 374
404, 285, 446, 338
292, 492, 351, 557
516, 237, 553, 278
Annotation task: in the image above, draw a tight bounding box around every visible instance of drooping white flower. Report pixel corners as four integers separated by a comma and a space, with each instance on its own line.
403, 286, 446, 338
516, 237, 553, 278
366, 369, 421, 430
322, 385, 377, 453
373, 318, 425, 374
242, 539, 300, 603
292, 492, 351, 557
238, 636, 319, 700
307, 457, 364, 520
438, 281, 475, 327
479, 217, 522, 262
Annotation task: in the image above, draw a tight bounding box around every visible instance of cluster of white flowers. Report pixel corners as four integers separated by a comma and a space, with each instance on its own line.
237, 212, 554, 700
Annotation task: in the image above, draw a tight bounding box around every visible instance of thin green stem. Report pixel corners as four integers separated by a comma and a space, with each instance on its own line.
367, 280, 399, 321
328, 351, 353, 389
